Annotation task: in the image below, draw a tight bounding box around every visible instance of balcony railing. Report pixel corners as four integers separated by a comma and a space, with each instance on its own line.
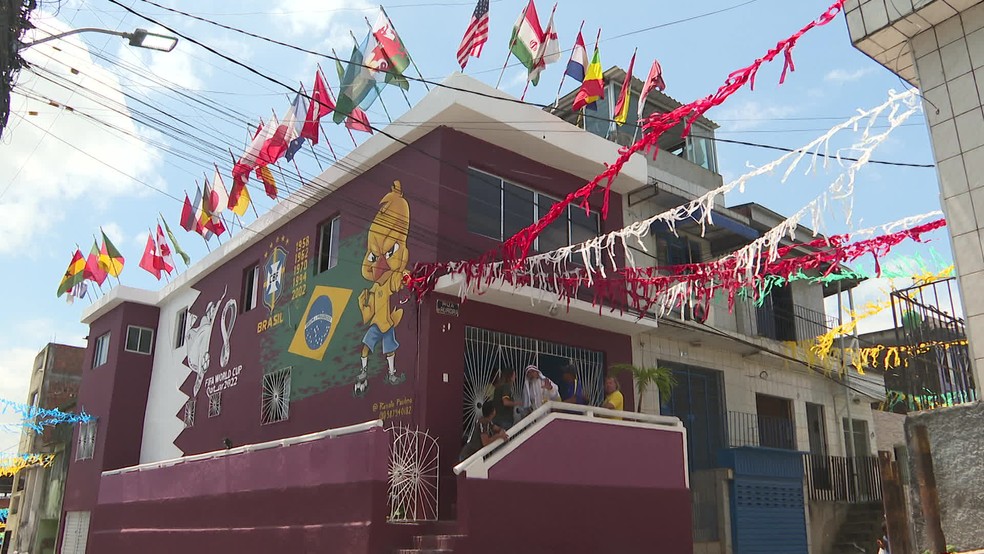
726, 411, 796, 450
803, 454, 882, 503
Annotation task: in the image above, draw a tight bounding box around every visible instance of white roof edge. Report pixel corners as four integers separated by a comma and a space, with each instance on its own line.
81, 73, 647, 324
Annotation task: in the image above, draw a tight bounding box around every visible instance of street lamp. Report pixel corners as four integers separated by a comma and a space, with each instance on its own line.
18, 27, 178, 52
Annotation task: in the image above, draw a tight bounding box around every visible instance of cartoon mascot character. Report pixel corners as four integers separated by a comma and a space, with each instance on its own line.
354, 180, 410, 397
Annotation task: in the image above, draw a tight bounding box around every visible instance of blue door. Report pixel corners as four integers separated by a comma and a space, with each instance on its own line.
721, 448, 808, 554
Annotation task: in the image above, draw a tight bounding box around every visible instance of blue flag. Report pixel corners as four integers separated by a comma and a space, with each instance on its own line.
286, 89, 309, 162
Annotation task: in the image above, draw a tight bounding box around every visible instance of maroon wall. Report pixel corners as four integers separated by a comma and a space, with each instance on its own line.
64, 302, 160, 513
456, 418, 692, 553
486, 418, 687, 487
89, 427, 398, 553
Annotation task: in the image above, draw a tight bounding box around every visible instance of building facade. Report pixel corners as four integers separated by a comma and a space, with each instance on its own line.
846, 3, 984, 550
5, 343, 83, 554
60, 73, 882, 553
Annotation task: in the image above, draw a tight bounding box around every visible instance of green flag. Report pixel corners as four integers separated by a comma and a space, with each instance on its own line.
509, 0, 543, 74
333, 32, 381, 124
368, 10, 411, 91
162, 216, 191, 266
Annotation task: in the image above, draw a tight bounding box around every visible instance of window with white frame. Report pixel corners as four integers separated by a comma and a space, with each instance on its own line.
208, 391, 222, 418
76, 420, 96, 461
261, 367, 291, 424
174, 307, 189, 348
466, 168, 600, 251
317, 216, 341, 273
92, 333, 110, 368
183, 398, 196, 428
125, 325, 154, 355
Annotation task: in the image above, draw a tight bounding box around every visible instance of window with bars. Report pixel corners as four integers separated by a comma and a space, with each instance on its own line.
208, 391, 222, 418
183, 399, 196, 428
125, 325, 154, 355
261, 367, 291, 424
76, 420, 96, 461
462, 327, 606, 442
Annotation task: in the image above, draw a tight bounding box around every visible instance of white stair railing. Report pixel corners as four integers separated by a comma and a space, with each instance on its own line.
454, 401, 684, 478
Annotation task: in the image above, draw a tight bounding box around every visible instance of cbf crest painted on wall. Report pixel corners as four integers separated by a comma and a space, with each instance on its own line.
263, 236, 289, 313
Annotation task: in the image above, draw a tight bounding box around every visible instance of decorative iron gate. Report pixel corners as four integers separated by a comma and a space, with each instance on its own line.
387, 425, 439, 523
463, 327, 606, 441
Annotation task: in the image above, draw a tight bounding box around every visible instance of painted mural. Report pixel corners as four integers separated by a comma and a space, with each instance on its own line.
174, 179, 418, 451
355, 180, 411, 395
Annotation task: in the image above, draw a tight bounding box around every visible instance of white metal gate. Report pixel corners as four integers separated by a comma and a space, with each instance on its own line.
463, 327, 606, 441
61, 511, 91, 554
387, 425, 439, 523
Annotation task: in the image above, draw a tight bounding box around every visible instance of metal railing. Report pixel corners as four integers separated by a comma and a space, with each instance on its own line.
454, 401, 685, 478
102, 419, 384, 476
803, 454, 882, 503
726, 411, 797, 450
748, 302, 836, 343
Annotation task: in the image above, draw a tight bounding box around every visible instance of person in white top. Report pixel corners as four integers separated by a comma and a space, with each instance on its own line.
522, 364, 561, 417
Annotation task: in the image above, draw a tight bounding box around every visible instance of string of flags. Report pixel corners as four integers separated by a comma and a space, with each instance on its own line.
0, 454, 56, 478
55, 0, 842, 305
0, 398, 93, 433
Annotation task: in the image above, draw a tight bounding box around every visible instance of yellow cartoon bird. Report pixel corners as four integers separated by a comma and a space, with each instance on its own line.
354, 180, 411, 396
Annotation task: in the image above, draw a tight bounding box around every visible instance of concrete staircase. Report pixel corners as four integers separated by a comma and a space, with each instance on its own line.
830, 502, 885, 554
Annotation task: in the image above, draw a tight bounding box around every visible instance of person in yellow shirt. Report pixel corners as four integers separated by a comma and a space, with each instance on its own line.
602, 376, 624, 419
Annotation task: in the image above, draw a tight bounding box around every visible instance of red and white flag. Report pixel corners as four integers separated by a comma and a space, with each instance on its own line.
208, 168, 230, 215
156, 224, 175, 275
638, 59, 666, 119
138, 231, 163, 280
457, 0, 490, 69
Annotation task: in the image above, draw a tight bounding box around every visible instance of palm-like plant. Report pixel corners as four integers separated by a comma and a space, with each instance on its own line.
610, 364, 678, 413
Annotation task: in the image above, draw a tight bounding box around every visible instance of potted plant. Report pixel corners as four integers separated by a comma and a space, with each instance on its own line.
610, 364, 677, 414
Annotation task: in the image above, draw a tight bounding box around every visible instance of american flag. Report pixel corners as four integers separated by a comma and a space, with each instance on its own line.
457, 0, 489, 70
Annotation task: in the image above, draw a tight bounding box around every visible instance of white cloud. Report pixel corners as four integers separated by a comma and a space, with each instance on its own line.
0, 347, 40, 453
113, 38, 209, 92
102, 222, 126, 248
713, 100, 798, 132
824, 67, 876, 84
134, 229, 150, 249
0, 15, 166, 255
275, 0, 373, 38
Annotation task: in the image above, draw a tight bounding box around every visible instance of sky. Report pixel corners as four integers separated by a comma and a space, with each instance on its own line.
0, 0, 950, 453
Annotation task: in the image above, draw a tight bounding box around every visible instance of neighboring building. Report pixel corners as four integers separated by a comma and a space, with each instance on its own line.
5, 343, 83, 554
846, 4, 984, 550
557, 67, 886, 554
845, 0, 984, 394
59, 72, 881, 554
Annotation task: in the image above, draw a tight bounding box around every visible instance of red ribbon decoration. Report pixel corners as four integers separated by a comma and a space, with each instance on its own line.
407, 0, 848, 298
407, 218, 946, 322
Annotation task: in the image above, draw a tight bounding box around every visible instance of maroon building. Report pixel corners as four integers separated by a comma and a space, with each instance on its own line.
59, 75, 691, 553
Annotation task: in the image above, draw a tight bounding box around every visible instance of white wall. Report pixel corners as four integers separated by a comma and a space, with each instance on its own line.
139, 287, 199, 464
635, 331, 877, 458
